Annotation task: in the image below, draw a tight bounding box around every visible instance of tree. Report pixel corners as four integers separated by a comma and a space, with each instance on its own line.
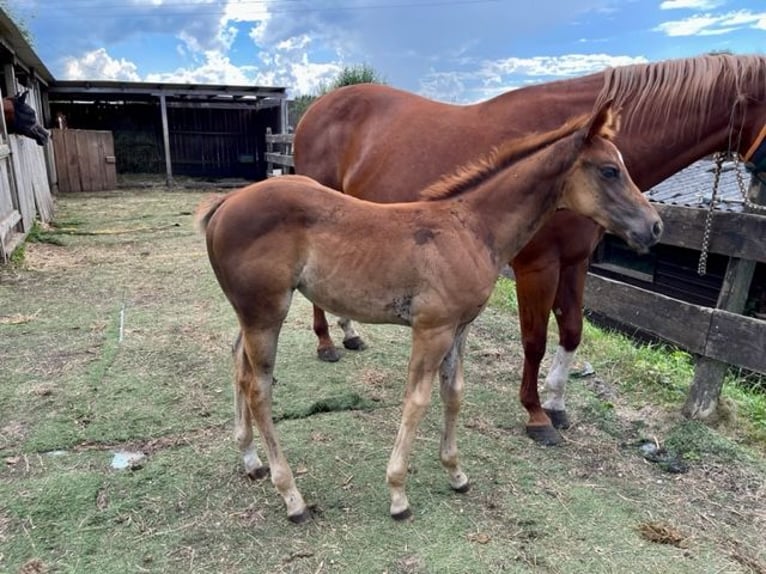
289, 64, 385, 127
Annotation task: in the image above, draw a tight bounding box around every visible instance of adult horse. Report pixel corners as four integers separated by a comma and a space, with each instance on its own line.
199, 103, 661, 522
3, 90, 49, 146
294, 53, 766, 445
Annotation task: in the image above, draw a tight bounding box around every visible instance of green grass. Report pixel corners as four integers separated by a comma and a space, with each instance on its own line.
1, 190, 765, 573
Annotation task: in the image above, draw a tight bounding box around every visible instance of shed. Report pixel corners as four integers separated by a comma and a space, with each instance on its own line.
47, 81, 288, 186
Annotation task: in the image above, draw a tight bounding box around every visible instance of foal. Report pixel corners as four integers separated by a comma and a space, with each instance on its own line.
198, 103, 662, 522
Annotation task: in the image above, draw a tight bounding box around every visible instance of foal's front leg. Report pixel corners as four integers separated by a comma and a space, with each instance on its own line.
439, 325, 470, 493
386, 325, 456, 520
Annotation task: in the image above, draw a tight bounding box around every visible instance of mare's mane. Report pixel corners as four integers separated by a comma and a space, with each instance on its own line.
595, 53, 766, 133
421, 110, 616, 201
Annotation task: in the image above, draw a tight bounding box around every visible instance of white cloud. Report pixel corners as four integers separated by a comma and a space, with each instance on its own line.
145, 51, 254, 84
655, 10, 766, 36
62, 48, 141, 81
481, 54, 648, 79
659, 0, 723, 9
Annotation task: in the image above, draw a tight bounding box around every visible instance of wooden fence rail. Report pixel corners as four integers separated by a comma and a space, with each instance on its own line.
266, 129, 765, 418
265, 127, 294, 176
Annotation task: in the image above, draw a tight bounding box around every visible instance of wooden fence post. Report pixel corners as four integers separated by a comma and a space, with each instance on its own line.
682, 175, 766, 419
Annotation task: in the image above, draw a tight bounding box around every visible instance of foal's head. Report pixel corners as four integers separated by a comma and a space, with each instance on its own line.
560, 102, 662, 253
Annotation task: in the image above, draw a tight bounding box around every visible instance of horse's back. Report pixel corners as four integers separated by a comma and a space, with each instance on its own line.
294, 84, 481, 201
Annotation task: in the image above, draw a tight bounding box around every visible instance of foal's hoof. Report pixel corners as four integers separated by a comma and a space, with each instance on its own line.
544, 408, 571, 430
526, 424, 562, 446
451, 481, 471, 494
317, 347, 341, 363
391, 507, 413, 521
343, 336, 367, 351
247, 465, 270, 480
288, 508, 312, 524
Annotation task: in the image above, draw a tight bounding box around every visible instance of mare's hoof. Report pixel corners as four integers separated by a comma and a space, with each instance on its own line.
317, 347, 341, 363
544, 408, 571, 430
288, 508, 312, 524
343, 336, 367, 351
247, 466, 270, 480
391, 507, 413, 521
526, 424, 562, 446
452, 481, 471, 494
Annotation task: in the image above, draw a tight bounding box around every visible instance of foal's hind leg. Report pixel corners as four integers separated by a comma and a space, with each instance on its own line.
438, 325, 470, 493
387, 325, 456, 520
233, 332, 268, 479
542, 260, 588, 430
239, 325, 309, 523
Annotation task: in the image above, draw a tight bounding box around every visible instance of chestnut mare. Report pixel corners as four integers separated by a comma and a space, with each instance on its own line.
3, 91, 49, 146
199, 104, 662, 522
294, 53, 766, 445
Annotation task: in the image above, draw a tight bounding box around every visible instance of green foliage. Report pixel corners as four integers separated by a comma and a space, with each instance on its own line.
0, 1, 34, 46
291, 63, 385, 127
325, 63, 385, 91
487, 275, 518, 313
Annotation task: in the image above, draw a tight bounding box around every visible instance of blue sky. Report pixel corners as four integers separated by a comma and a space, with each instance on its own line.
7, 0, 766, 102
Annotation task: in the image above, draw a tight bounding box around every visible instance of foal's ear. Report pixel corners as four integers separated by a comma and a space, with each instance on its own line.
586, 99, 620, 142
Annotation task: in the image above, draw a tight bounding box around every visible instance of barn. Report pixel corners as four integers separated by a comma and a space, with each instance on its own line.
0, 9, 55, 261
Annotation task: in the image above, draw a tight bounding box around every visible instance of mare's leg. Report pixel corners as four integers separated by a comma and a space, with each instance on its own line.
514, 264, 561, 445
313, 305, 341, 362
387, 325, 456, 520
438, 325, 470, 493
337, 317, 367, 351
543, 260, 588, 429
233, 332, 268, 479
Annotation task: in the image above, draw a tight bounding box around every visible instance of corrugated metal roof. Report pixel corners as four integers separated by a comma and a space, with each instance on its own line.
646, 159, 749, 212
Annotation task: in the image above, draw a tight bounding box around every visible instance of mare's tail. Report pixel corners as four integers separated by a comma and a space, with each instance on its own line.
195, 194, 228, 234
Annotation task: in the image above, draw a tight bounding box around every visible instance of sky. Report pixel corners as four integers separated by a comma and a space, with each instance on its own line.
6, 0, 766, 103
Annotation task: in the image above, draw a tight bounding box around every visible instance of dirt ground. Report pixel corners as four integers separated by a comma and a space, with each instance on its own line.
1, 188, 764, 573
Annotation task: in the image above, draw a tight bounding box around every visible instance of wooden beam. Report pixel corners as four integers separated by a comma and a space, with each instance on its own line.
584, 274, 712, 354
159, 93, 173, 186
651, 203, 766, 263
264, 152, 294, 168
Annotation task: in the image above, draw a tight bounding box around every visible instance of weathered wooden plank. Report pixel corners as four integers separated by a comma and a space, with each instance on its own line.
265, 152, 294, 167
584, 273, 712, 354
103, 132, 118, 189
265, 133, 294, 144
705, 310, 766, 374
652, 203, 766, 263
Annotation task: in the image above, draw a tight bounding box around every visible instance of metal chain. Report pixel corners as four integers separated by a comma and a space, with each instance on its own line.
697, 153, 724, 276
734, 155, 766, 212
698, 153, 766, 276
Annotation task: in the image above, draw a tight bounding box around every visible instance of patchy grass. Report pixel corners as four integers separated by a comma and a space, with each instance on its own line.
1, 189, 765, 573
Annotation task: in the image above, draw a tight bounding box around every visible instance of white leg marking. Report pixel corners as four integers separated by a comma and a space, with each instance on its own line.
542, 346, 574, 412
337, 317, 360, 341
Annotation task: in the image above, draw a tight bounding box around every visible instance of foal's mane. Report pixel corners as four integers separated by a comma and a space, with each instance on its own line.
421, 112, 602, 201
595, 53, 766, 133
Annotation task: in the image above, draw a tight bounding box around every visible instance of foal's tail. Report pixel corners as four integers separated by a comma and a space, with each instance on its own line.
195, 194, 228, 234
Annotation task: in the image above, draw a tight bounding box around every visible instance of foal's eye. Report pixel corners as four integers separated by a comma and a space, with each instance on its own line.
600, 165, 620, 179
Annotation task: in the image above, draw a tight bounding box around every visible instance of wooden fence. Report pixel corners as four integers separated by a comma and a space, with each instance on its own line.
265, 127, 294, 176
266, 129, 765, 416
52, 129, 117, 193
